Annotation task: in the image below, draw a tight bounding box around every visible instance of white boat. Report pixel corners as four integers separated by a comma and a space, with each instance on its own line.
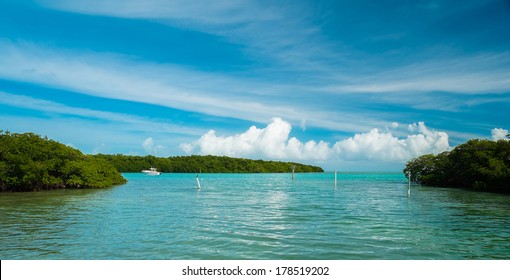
141, 167, 161, 175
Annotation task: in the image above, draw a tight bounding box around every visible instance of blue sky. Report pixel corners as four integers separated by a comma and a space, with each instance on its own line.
1, 0, 509, 171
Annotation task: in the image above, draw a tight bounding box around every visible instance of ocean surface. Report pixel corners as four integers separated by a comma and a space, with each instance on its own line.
1, 172, 509, 260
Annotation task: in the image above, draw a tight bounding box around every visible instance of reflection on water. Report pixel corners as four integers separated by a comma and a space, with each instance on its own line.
1, 173, 509, 259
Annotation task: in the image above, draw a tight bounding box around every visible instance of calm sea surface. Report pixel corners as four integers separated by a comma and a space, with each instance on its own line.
1, 173, 509, 259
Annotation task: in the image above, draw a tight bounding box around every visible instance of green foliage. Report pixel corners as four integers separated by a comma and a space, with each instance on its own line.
93, 154, 324, 174
0, 131, 126, 192
404, 139, 510, 193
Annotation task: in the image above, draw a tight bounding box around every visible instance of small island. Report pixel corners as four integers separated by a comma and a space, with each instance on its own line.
403, 138, 510, 193
93, 154, 324, 173
0, 131, 126, 192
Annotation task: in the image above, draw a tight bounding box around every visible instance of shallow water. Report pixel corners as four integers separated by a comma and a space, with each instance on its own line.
1, 172, 509, 259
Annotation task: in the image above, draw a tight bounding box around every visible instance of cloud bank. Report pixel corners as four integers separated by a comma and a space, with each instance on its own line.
181, 118, 452, 162
333, 122, 450, 161
181, 118, 331, 160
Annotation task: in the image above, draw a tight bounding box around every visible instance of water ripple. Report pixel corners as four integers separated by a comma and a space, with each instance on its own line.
1, 173, 509, 259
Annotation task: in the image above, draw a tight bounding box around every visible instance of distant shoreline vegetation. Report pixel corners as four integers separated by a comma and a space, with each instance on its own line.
93, 154, 324, 174
403, 138, 510, 193
0, 131, 126, 192
1, 131, 323, 192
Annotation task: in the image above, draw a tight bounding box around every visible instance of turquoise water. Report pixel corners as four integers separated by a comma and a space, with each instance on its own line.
1, 172, 509, 259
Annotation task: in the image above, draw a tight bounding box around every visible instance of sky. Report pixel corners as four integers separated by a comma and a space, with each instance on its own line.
1, 0, 509, 171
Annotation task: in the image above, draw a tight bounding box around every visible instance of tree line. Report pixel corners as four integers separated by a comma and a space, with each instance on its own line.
403, 139, 510, 193
93, 154, 324, 173
0, 131, 323, 192
0, 131, 126, 192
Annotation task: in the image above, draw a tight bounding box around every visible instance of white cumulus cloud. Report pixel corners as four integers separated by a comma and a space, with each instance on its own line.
491, 128, 509, 140
180, 118, 331, 160
333, 122, 451, 161
181, 118, 451, 163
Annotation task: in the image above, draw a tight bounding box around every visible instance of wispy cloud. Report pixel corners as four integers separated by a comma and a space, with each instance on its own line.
38, 0, 279, 25
0, 41, 279, 119
34, 1, 510, 111
324, 52, 510, 95
37, 0, 335, 70
0, 40, 389, 133
0, 91, 203, 136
